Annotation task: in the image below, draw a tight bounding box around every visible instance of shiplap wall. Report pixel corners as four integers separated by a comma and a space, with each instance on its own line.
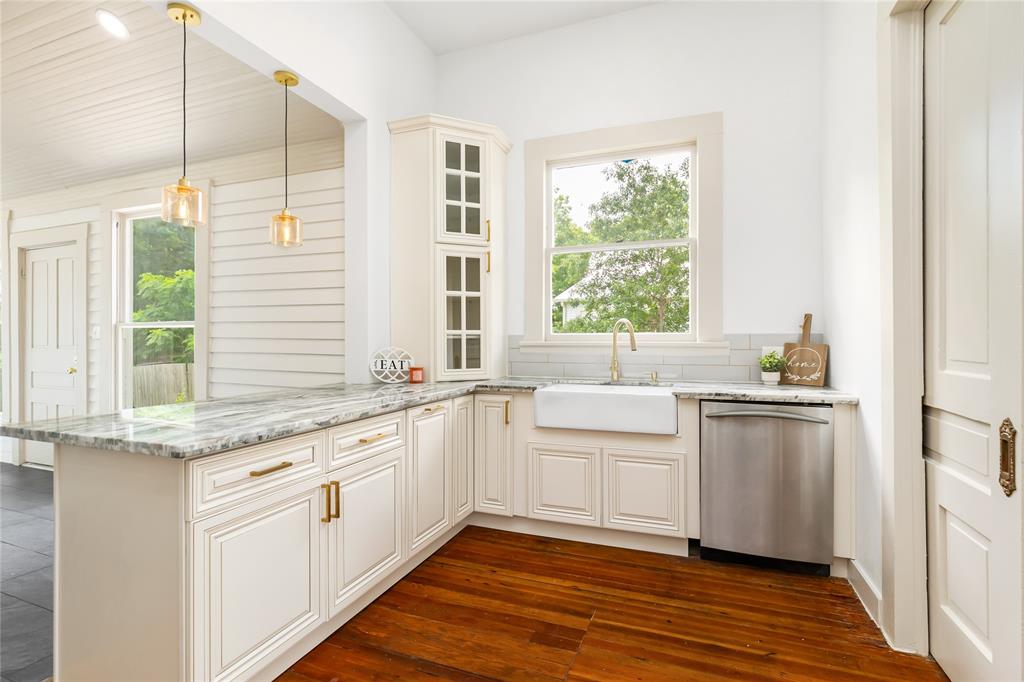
208, 167, 345, 397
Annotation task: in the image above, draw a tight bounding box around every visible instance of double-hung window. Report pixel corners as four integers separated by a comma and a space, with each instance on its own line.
115, 210, 196, 408
523, 114, 724, 350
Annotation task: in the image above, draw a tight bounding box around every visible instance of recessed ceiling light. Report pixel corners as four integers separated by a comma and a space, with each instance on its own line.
95, 9, 129, 39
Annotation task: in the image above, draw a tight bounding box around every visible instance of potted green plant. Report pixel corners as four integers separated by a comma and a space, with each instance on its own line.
759, 351, 785, 385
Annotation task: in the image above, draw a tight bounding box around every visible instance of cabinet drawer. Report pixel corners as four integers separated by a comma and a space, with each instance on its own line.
327, 412, 406, 470
188, 432, 326, 519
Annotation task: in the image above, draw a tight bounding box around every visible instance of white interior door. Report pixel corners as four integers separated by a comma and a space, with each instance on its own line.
923, 1, 1023, 679
21, 242, 86, 466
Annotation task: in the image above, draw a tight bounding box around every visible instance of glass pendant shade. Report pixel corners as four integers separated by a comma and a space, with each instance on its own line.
161, 177, 205, 228
270, 208, 303, 247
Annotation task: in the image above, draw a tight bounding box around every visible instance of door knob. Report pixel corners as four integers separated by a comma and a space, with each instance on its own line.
67, 367, 77, 374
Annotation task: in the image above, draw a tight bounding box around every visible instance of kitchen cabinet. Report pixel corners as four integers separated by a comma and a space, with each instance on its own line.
475, 393, 513, 516
327, 448, 405, 616
604, 448, 684, 537
389, 115, 509, 381
452, 395, 474, 522
527, 442, 601, 526
190, 480, 325, 682
407, 400, 453, 555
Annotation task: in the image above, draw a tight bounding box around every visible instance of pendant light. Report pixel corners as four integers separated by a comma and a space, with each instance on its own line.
270, 70, 303, 246
161, 3, 205, 228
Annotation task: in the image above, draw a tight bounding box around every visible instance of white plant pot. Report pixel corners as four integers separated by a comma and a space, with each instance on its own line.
761, 371, 780, 385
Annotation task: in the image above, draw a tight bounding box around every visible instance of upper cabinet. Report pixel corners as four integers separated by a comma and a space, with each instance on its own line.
390, 115, 510, 382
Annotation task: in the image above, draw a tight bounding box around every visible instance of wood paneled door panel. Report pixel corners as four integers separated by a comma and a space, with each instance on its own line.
604, 448, 685, 537
527, 442, 600, 526
407, 401, 453, 555
474, 394, 513, 516
452, 395, 475, 522
924, 1, 1023, 678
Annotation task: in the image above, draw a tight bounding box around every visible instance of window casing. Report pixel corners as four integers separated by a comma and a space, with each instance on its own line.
523, 114, 724, 351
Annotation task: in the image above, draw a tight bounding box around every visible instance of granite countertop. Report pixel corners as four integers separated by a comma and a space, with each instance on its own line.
0, 377, 856, 459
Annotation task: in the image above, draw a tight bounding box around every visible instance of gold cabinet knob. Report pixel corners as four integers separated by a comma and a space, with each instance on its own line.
67, 367, 77, 374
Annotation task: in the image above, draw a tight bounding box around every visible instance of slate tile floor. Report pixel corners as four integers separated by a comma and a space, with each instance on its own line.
1, 463, 54, 682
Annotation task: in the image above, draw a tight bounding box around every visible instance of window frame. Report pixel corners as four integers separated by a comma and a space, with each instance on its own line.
114, 206, 199, 409
523, 113, 725, 353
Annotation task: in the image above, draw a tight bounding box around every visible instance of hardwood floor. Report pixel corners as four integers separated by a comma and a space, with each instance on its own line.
280, 526, 947, 681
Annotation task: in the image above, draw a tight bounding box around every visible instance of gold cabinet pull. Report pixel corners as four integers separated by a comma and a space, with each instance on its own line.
320, 483, 331, 523
486, 219, 492, 242
358, 432, 388, 445
486, 251, 491, 272
504, 400, 510, 425
424, 405, 446, 413
1000, 418, 1017, 497
330, 481, 341, 519
249, 460, 293, 477
67, 367, 77, 374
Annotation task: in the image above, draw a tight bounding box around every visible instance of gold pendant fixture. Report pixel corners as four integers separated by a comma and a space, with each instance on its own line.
270, 70, 303, 247
161, 3, 205, 228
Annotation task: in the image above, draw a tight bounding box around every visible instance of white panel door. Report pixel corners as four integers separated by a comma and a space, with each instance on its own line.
527, 442, 600, 526
22, 243, 85, 466
604, 448, 685, 537
924, 2, 1023, 679
191, 480, 325, 681
407, 401, 452, 554
328, 448, 404, 616
474, 394, 513, 516
452, 395, 474, 522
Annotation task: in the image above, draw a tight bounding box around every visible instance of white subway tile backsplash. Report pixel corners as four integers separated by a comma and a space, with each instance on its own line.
682, 365, 750, 381
724, 333, 751, 350
729, 349, 761, 366
509, 361, 563, 377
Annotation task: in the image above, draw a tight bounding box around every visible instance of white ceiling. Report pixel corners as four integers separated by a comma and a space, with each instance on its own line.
1, 0, 342, 200
388, 1, 652, 55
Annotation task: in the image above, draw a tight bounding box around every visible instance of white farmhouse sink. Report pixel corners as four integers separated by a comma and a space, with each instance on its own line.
533, 384, 678, 435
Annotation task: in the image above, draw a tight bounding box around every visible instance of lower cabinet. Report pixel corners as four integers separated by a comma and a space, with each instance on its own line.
191, 480, 326, 682
604, 448, 685, 537
474, 394, 513, 515
452, 395, 475, 522
407, 401, 453, 555
327, 448, 405, 616
527, 442, 601, 526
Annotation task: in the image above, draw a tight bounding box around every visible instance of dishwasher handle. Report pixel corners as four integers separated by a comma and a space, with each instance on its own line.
704, 409, 830, 425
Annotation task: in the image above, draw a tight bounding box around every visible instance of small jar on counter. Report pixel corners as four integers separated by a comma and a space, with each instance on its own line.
409, 366, 425, 384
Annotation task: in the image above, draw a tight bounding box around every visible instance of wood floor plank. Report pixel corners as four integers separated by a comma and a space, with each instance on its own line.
280, 526, 948, 681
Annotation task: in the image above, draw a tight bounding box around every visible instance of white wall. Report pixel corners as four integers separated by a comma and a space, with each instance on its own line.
820, 2, 882, 592
434, 1, 824, 336
196, 1, 435, 381
209, 168, 345, 397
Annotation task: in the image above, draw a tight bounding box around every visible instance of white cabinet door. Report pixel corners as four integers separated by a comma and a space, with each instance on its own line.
474, 394, 513, 516
604, 448, 685, 538
191, 480, 326, 682
327, 448, 405, 617
452, 395, 474, 522
528, 442, 600, 526
437, 246, 488, 380
407, 401, 452, 554
438, 135, 489, 245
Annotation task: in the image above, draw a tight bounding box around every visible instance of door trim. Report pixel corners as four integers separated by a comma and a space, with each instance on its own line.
876, 1, 929, 654
4, 222, 89, 465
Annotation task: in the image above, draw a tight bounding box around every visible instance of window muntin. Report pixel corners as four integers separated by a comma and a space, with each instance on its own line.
116, 212, 196, 408
547, 146, 694, 337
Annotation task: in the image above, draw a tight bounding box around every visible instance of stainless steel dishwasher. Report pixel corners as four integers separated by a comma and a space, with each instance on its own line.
701, 401, 834, 565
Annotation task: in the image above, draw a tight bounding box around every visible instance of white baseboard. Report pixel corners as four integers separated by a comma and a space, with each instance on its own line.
848, 558, 883, 625
467, 513, 691, 556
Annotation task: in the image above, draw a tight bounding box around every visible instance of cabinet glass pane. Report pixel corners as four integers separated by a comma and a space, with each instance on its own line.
465, 176, 480, 204
465, 145, 480, 173
446, 256, 461, 291
447, 336, 463, 370
446, 296, 462, 330
465, 297, 480, 330
446, 173, 461, 201
445, 141, 461, 170
465, 258, 480, 292
465, 207, 481, 235
445, 204, 462, 234
466, 336, 481, 369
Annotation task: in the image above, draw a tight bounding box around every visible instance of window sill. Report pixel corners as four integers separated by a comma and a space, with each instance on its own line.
517, 338, 731, 356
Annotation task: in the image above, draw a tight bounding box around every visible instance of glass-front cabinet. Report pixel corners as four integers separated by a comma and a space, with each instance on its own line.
441, 137, 488, 244
390, 115, 509, 382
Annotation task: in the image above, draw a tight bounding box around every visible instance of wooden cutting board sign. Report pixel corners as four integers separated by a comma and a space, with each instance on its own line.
781, 313, 828, 386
